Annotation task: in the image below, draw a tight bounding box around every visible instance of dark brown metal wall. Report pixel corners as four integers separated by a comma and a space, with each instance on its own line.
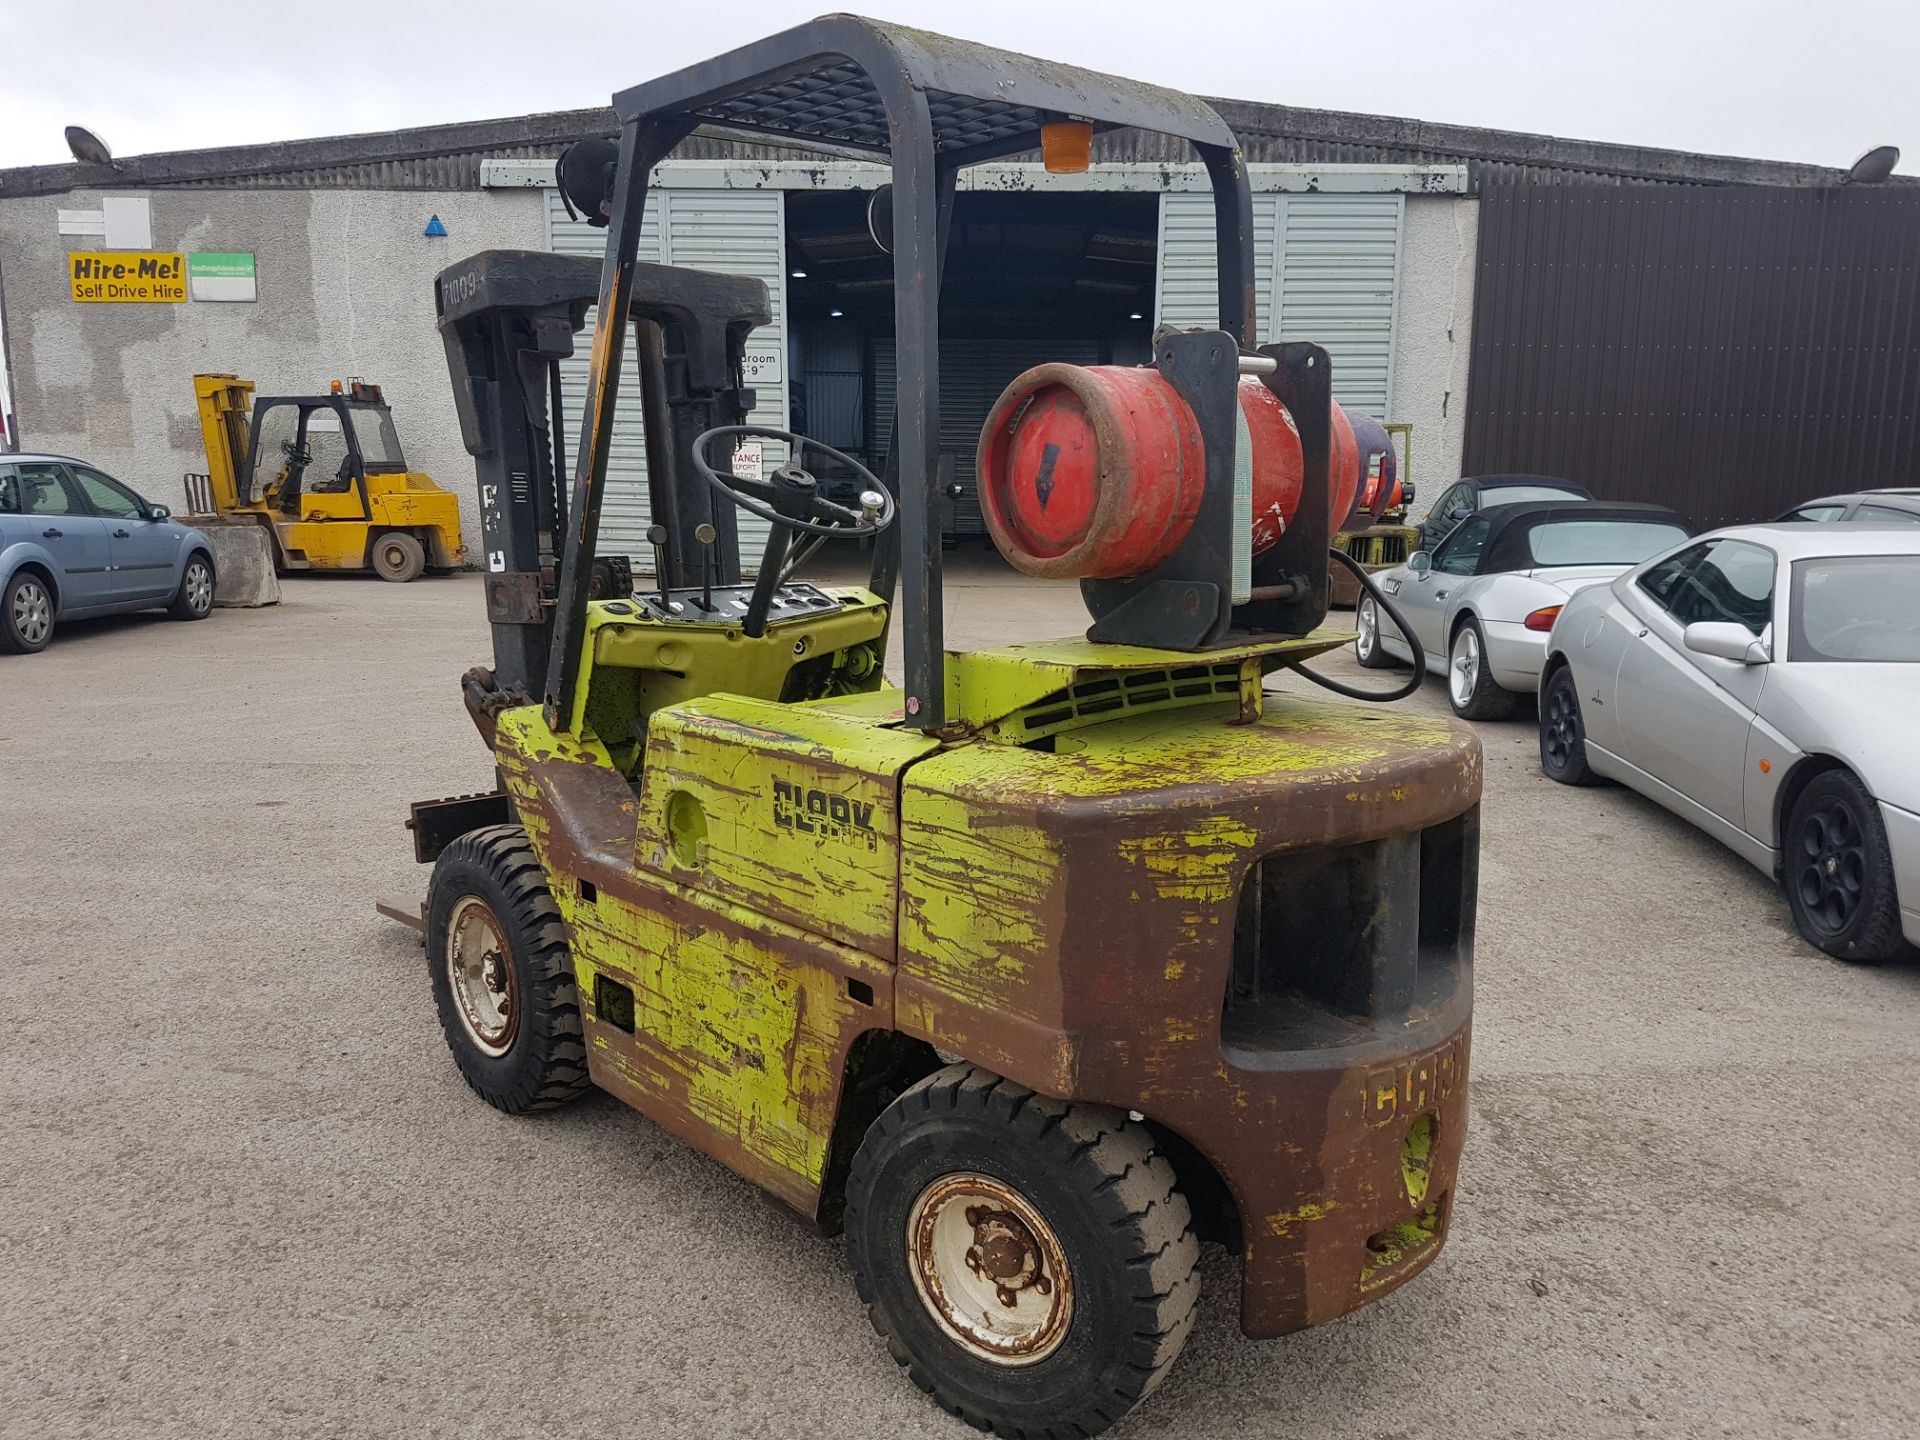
1463, 185, 1920, 526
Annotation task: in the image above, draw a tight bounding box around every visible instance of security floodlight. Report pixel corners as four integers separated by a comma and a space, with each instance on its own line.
64, 126, 112, 165
1845, 145, 1901, 184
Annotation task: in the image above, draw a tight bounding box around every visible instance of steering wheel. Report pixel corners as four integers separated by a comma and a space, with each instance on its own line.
692, 426, 896, 538
280, 439, 312, 467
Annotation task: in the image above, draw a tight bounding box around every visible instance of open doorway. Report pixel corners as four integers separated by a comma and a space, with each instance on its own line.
785, 188, 1158, 545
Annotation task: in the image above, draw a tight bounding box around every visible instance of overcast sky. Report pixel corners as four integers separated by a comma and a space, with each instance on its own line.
2, 0, 1914, 174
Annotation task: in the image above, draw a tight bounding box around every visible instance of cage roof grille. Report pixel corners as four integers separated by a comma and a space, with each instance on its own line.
693, 64, 1054, 153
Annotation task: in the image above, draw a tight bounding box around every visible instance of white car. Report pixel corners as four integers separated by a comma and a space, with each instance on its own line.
1355, 501, 1692, 719
1539, 524, 1920, 962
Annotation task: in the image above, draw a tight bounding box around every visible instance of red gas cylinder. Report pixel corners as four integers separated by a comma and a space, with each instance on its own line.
978, 363, 1361, 580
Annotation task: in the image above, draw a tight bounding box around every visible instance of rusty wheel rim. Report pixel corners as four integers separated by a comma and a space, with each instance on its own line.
907, 1172, 1073, 1366
446, 896, 518, 1056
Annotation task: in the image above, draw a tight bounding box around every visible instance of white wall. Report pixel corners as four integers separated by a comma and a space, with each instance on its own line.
0, 187, 547, 549
1389, 195, 1478, 516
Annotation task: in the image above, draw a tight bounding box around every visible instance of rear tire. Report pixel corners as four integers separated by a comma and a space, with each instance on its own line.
1538, 665, 1600, 786
2, 570, 55, 653
1355, 594, 1394, 669
845, 1064, 1200, 1438
166, 552, 216, 620
1447, 617, 1518, 720
427, 825, 591, 1112
1783, 770, 1909, 964
371, 530, 426, 583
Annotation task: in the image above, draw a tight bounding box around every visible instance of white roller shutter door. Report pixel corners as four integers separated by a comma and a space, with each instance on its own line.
1155, 191, 1402, 421
545, 187, 788, 565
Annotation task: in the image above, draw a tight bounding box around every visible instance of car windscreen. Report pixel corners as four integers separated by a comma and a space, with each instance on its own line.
1790, 556, 1920, 663
1527, 520, 1689, 567
345, 405, 406, 470
1483, 485, 1586, 506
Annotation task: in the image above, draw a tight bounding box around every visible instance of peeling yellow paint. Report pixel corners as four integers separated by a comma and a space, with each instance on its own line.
1266, 1201, 1339, 1237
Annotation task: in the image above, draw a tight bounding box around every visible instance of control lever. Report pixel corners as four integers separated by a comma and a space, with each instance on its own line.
693, 523, 717, 611
646, 524, 670, 608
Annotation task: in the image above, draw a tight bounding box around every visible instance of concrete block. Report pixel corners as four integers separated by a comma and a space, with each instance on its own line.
198, 522, 281, 607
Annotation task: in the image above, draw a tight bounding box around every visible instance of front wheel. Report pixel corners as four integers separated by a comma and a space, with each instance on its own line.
1538, 665, 1600, 785
846, 1065, 1200, 1438
427, 825, 592, 1111
1784, 770, 1909, 964
167, 553, 216, 620
1355, 594, 1394, 669
1447, 618, 1518, 720
371, 530, 426, 583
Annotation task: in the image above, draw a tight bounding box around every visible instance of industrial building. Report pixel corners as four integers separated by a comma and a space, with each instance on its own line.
2, 97, 1914, 561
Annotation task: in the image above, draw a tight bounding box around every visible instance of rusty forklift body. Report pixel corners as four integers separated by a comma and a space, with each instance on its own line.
403, 17, 1477, 1431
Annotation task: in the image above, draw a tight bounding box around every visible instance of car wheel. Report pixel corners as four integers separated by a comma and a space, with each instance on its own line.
427, 825, 593, 1111
371, 530, 426, 583
845, 1065, 1200, 1438
1446, 618, 1518, 720
1, 570, 55, 654
166, 553, 216, 620
1355, 594, 1394, 669
1538, 664, 1601, 785
1783, 770, 1909, 964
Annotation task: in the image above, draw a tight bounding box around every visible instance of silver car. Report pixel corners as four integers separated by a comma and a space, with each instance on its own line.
1355, 502, 1692, 719
1539, 524, 1920, 963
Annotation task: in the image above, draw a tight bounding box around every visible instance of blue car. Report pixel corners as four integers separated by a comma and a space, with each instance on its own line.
1, 453, 217, 654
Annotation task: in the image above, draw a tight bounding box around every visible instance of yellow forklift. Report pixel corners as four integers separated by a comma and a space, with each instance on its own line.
190, 373, 465, 580
393, 19, 1474, 1434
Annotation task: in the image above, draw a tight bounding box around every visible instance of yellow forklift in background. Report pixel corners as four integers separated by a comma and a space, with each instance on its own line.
189, 373, 465, 581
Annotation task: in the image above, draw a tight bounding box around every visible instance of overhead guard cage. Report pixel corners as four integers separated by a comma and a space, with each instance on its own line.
550, 15, 1257, 732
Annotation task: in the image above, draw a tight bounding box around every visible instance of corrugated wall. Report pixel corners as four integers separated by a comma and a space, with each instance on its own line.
1463, 185, 1920, 527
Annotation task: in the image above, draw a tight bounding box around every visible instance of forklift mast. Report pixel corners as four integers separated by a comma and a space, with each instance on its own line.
434, 250, 770, 696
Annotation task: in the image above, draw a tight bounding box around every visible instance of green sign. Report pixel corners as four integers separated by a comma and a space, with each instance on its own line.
188, 252, 256, 302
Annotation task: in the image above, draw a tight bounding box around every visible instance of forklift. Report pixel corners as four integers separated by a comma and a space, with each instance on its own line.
189, 373, 466, 580
395, 19, 1477, 1435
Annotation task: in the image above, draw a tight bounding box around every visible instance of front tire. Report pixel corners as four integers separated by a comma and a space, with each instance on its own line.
1784, 770, 1909, 964
167, 552, 215, 620
371, 530, 426, 583
1538, 664, 1600, 785
2, 570, 55, 653
846, 1065, 1200, 1438
1447, 617, 1518, 720
1355, 594, 1393, 669
427, 825, 592, 1111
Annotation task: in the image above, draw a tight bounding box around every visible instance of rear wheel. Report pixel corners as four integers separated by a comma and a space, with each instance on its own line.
2, 570, 55, 653
1784, 770, 1908, 964
1447, 618, 1518, 720
1355, 594, 1393, 669
427, 825, 591, 1111
166, 553, 215, 620
1538, 665, 1600, 785
845, 1065, 1200, 1438
371, 530, 426, 583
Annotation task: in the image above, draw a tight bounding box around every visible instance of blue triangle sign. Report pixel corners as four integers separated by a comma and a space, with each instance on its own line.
423, 214, 448, 237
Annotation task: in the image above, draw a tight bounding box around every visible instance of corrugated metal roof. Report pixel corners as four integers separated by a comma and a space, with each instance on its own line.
3, 94, 1905, 199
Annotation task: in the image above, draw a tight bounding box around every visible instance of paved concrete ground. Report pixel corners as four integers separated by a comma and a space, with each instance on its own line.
3, 565, 1916, 1440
